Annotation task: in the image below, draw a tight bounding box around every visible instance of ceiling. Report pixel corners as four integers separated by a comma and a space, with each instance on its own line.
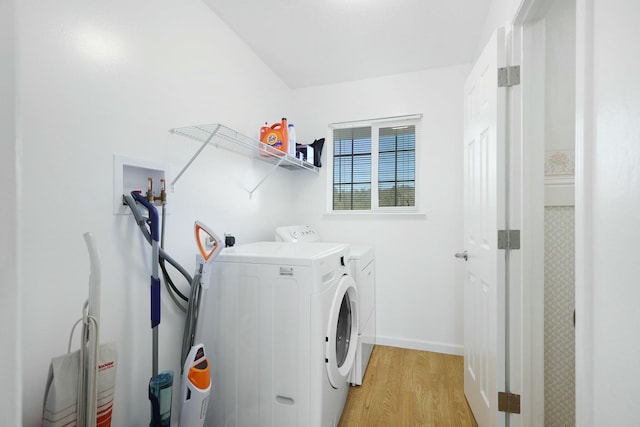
203, 0, 492, 88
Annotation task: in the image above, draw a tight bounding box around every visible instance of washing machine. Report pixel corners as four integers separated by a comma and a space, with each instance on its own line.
275, 225, 375, 386
201, 241, 359, 427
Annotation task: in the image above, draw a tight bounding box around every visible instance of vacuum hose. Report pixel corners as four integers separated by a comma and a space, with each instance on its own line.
123, 194, 193, 310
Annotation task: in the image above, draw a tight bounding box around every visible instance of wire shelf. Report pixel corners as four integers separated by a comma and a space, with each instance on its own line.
169, 123, 318, 195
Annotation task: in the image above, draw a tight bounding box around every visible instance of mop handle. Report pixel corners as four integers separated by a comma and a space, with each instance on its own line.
193, 221, 223, 344
194, 221, 223, 289
131, 192, 161, 377
132, 191, 159, 243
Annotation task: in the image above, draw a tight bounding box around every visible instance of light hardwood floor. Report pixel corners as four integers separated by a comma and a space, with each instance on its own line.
338, 346, 478, 427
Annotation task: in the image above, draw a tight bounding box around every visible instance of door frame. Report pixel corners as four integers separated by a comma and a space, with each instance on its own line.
572, 0, 593, 423
511, 0, 577, 425
511, 15, 546, 425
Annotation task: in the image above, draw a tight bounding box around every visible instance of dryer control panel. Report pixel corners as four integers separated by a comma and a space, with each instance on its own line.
275, 225, 320, 242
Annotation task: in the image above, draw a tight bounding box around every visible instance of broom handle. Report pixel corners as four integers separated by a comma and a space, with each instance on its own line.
131, 191, 161, 378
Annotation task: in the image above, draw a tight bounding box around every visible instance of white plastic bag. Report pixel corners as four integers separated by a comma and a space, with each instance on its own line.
42, 342, 117, 427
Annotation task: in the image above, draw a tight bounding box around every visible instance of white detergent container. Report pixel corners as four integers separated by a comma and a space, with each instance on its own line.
287, 123, 296, 156
275, 225, 376, 386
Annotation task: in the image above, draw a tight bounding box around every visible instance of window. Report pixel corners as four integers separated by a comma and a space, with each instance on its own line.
333, 127, 372, 210
378, 126, 416, 207
330, 116, 419, 212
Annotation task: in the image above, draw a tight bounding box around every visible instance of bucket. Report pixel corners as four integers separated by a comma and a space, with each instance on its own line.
260, 118, 289, 155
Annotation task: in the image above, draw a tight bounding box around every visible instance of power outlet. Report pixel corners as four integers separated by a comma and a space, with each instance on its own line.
113, 155, 170, 215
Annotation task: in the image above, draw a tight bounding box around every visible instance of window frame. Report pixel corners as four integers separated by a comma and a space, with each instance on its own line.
327, 114, 422, 213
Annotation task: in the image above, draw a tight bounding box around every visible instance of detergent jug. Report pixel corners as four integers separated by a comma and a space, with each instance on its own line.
260, 122, 269, 141
260, 118, 289, 155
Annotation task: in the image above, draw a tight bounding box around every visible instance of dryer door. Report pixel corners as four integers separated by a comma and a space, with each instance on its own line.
325, 274, 359, 389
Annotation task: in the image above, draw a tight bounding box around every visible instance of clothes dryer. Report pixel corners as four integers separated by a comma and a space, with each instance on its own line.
275, 225, 375, 386
201, 242, 359, 427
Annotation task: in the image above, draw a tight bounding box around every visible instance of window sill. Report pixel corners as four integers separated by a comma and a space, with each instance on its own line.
322, 210, 427, 220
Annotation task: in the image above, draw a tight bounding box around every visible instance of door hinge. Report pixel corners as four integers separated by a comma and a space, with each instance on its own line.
498, 391, 521, 414
498, 65, 520, 87
498, 229, 520, 250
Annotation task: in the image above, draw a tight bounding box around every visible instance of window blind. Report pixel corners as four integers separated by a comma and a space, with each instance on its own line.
333, 127, 372, 210
378, 126, 416, 207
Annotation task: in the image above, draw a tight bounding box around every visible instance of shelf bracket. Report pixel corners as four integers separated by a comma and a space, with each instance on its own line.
247, 156, 286, 199
170, 124, 221, 191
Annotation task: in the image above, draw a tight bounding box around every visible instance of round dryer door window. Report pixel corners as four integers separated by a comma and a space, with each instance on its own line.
325, 274, 359, 389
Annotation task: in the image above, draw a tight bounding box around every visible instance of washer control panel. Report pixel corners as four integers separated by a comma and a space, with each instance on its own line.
275, 225, 320, 242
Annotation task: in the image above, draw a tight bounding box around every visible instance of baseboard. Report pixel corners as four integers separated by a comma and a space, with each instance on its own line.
375, 336, 464, 356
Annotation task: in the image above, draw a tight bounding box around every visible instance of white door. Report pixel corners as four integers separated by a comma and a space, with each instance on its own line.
461, 28, 507, 427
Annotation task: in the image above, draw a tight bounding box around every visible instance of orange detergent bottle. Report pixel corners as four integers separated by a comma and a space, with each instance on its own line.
260, 122, 269, 141
260, 118, 289, 155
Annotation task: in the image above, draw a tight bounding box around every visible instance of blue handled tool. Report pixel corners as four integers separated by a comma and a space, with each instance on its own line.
131, 191, 174, 427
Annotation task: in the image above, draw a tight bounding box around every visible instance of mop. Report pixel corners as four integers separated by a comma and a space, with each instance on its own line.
178, 222, 222, 427
123, 192, 220, 426
131, 191, 174, 427
42, 232, 117, 427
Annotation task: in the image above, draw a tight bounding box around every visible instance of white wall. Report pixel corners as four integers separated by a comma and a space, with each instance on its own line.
1, 0, 21, 424
17, 0, 298, 424
291, 65, 469, 354
477, 0, 523, 56
542, 0, 577, 208
576, 0, 640, 424
545, 0, 576, 153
